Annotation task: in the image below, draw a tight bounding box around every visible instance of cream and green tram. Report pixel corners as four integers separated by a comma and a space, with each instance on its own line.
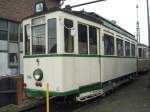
23, 8, 137, 101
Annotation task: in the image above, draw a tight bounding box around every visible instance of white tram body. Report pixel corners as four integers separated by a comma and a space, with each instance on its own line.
23, 8, 137, 100
137, 43, 150, 73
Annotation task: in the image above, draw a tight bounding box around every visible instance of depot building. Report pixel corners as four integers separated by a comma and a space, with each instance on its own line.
0, 0, 61, 76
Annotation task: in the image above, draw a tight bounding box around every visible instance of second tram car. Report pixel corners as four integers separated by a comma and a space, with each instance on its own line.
23, 8, 137, 101
137, 43, 149, 73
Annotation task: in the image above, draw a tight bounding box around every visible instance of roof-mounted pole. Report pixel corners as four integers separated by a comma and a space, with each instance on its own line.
70, 0, 106, 8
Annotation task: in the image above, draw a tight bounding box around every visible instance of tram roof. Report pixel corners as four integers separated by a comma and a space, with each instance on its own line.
23, 8, 136, 41
137, 43, 148, 47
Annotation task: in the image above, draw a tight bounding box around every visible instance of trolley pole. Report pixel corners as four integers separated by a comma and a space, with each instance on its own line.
146, 0, 150, 88
70, 0, 106, 8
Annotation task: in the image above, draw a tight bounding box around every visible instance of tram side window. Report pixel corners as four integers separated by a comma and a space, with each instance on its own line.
104, 34, 114, 55
24, 25, 30, 55
32, 17, 45, 54
138, 48, 142, 58
143, 48, 146, 58
64, 19, 74, 53
116, 38, 124, 56
48, 19, 57, 53
89, 26, 97, 54
125, 41, 130, 56
131, 44, 135, 57
78, 24, 88, 54
147, 49, 149, 58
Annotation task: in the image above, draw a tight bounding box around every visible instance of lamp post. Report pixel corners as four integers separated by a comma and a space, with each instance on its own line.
146, 0, 150, 88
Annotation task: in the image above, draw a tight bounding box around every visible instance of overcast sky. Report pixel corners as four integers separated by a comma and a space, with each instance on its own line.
63, 0, 149, 45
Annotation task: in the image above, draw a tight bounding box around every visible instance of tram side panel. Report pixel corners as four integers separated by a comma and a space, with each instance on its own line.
101, 57, 137, 83
137, 44, 150, 73
62, 57, 101, 92
137, 59, 150, 73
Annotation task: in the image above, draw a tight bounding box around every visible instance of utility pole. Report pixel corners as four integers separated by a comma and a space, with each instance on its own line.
146, 0, 150, 88
136, 4, 140, 43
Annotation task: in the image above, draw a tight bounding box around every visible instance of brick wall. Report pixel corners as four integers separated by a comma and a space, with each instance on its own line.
0, 0, 60, 22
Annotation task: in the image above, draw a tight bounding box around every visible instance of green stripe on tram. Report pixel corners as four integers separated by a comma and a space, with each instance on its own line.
24, 54, 136, 58
25, 82, 102, 97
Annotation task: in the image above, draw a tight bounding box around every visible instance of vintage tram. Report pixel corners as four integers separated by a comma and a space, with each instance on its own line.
23, 8, 137, 101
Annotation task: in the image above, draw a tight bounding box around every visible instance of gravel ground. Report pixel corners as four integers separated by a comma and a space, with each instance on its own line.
28, 73, 150, 112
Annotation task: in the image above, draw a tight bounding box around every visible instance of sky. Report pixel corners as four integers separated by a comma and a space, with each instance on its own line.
63, 0, 149, 45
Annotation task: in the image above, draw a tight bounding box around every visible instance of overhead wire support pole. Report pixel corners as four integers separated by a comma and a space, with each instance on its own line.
70, 0, 106, 8
136, 4, 140, 43
146, 0, 150, 88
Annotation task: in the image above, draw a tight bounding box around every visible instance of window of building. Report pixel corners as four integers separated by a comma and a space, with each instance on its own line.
9, 53, 18, 66
0, 20, 8, 41
32, 17, 45, 54
48, 18, 57, 53
78, 24, 88, 54
125, 41, 130, 56
0, 20, 8, 30
9, 22, 18, 42
89, 26, 97, 54
116, 38, 124, 56
8, 22, 19, 67
0, 30, 8, 40
64, 19, 74, 53
24, 24, 30, 55
8, 43, 19, 67
131, 44, 135, 57
138, 48, 142, 58
104, 34, 114, 55
19, 25, 23, 42
0, 41, 7, 51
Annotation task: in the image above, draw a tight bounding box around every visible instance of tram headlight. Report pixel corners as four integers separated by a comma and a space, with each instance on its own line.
33, 69, 43, 81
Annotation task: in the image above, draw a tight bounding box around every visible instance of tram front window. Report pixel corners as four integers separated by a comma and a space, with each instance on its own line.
32, 17, 45, 54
